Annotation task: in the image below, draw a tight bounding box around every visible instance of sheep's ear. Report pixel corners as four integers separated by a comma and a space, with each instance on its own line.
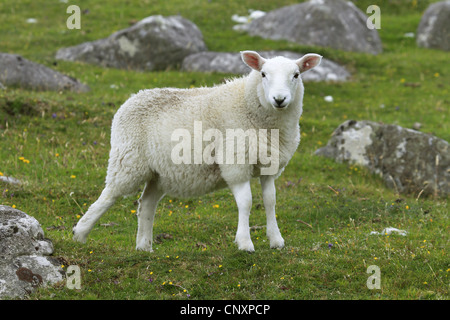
241, 51, 266, 71
296, 54, 322, 73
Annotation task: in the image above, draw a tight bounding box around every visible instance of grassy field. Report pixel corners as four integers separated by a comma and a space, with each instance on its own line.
0, 0, 448, 300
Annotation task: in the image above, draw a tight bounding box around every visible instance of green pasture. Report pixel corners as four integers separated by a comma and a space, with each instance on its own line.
0, 0, 448, 300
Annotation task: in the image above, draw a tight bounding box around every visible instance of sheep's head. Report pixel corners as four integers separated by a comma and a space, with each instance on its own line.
241, 51, 322, 110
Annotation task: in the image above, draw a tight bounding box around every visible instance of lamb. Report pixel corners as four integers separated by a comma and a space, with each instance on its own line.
73, 50, 322, 252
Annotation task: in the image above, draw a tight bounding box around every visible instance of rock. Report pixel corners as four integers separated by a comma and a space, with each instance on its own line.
182, 52, 246, 74
412, 122, 422, 131
315, 120, 450, 196
0, 53, 90, 92
181, 51, 350, 82
416, 1, 450, 51
0, 205, 64, 299
0, 175, 22, 185
56, 15, 207, 71
232, 9, 267, 31
245, 0, 382, 55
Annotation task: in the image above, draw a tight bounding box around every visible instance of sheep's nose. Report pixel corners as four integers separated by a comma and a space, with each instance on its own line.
274, 97, 286, 107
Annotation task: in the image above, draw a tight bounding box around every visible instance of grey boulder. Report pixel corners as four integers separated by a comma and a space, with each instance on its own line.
315, 120, 450, 196
245, 0, 382, 55
182, 51, 350, 82
417, 1, 450, 51
56, 15, 207, 71
0, 53, 89, 92
0, 205, 64, 299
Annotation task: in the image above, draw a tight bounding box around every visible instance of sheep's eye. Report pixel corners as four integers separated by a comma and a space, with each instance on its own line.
294, 73, 300, 79
261, 72, 266, 78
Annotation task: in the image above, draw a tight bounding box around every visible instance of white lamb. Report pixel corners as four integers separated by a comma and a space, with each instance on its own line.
73, 51, 322, 252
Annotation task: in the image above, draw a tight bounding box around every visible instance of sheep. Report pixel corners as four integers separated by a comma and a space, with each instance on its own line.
73, 50, 322, 252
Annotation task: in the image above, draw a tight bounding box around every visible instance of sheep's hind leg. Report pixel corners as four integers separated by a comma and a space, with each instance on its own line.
135, 181, 165, 252
73, 186, 119, 243
230, 181, 255, 252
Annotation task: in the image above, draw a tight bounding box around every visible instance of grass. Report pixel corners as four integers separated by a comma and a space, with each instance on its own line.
0, 0, 448, 300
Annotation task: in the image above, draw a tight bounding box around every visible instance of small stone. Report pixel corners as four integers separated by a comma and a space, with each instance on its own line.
0, 175, 22, 185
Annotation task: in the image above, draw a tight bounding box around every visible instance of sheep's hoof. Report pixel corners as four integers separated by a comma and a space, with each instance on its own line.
136, 246, 153, 253
137, 247, 153, 253
269, 237, 285, 249
136, 240, 153, 252
73, 232, 88, 244
235, 238, 255, 252
238, 245, 255, 252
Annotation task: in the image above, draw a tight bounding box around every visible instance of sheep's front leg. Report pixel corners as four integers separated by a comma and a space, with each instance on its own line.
229, 181, 254, 252
260, 175, 284, 249
135, 182, 165, 252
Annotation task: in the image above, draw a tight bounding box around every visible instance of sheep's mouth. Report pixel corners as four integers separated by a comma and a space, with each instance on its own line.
272, 104, 288, 110
271, 98, 289, 109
